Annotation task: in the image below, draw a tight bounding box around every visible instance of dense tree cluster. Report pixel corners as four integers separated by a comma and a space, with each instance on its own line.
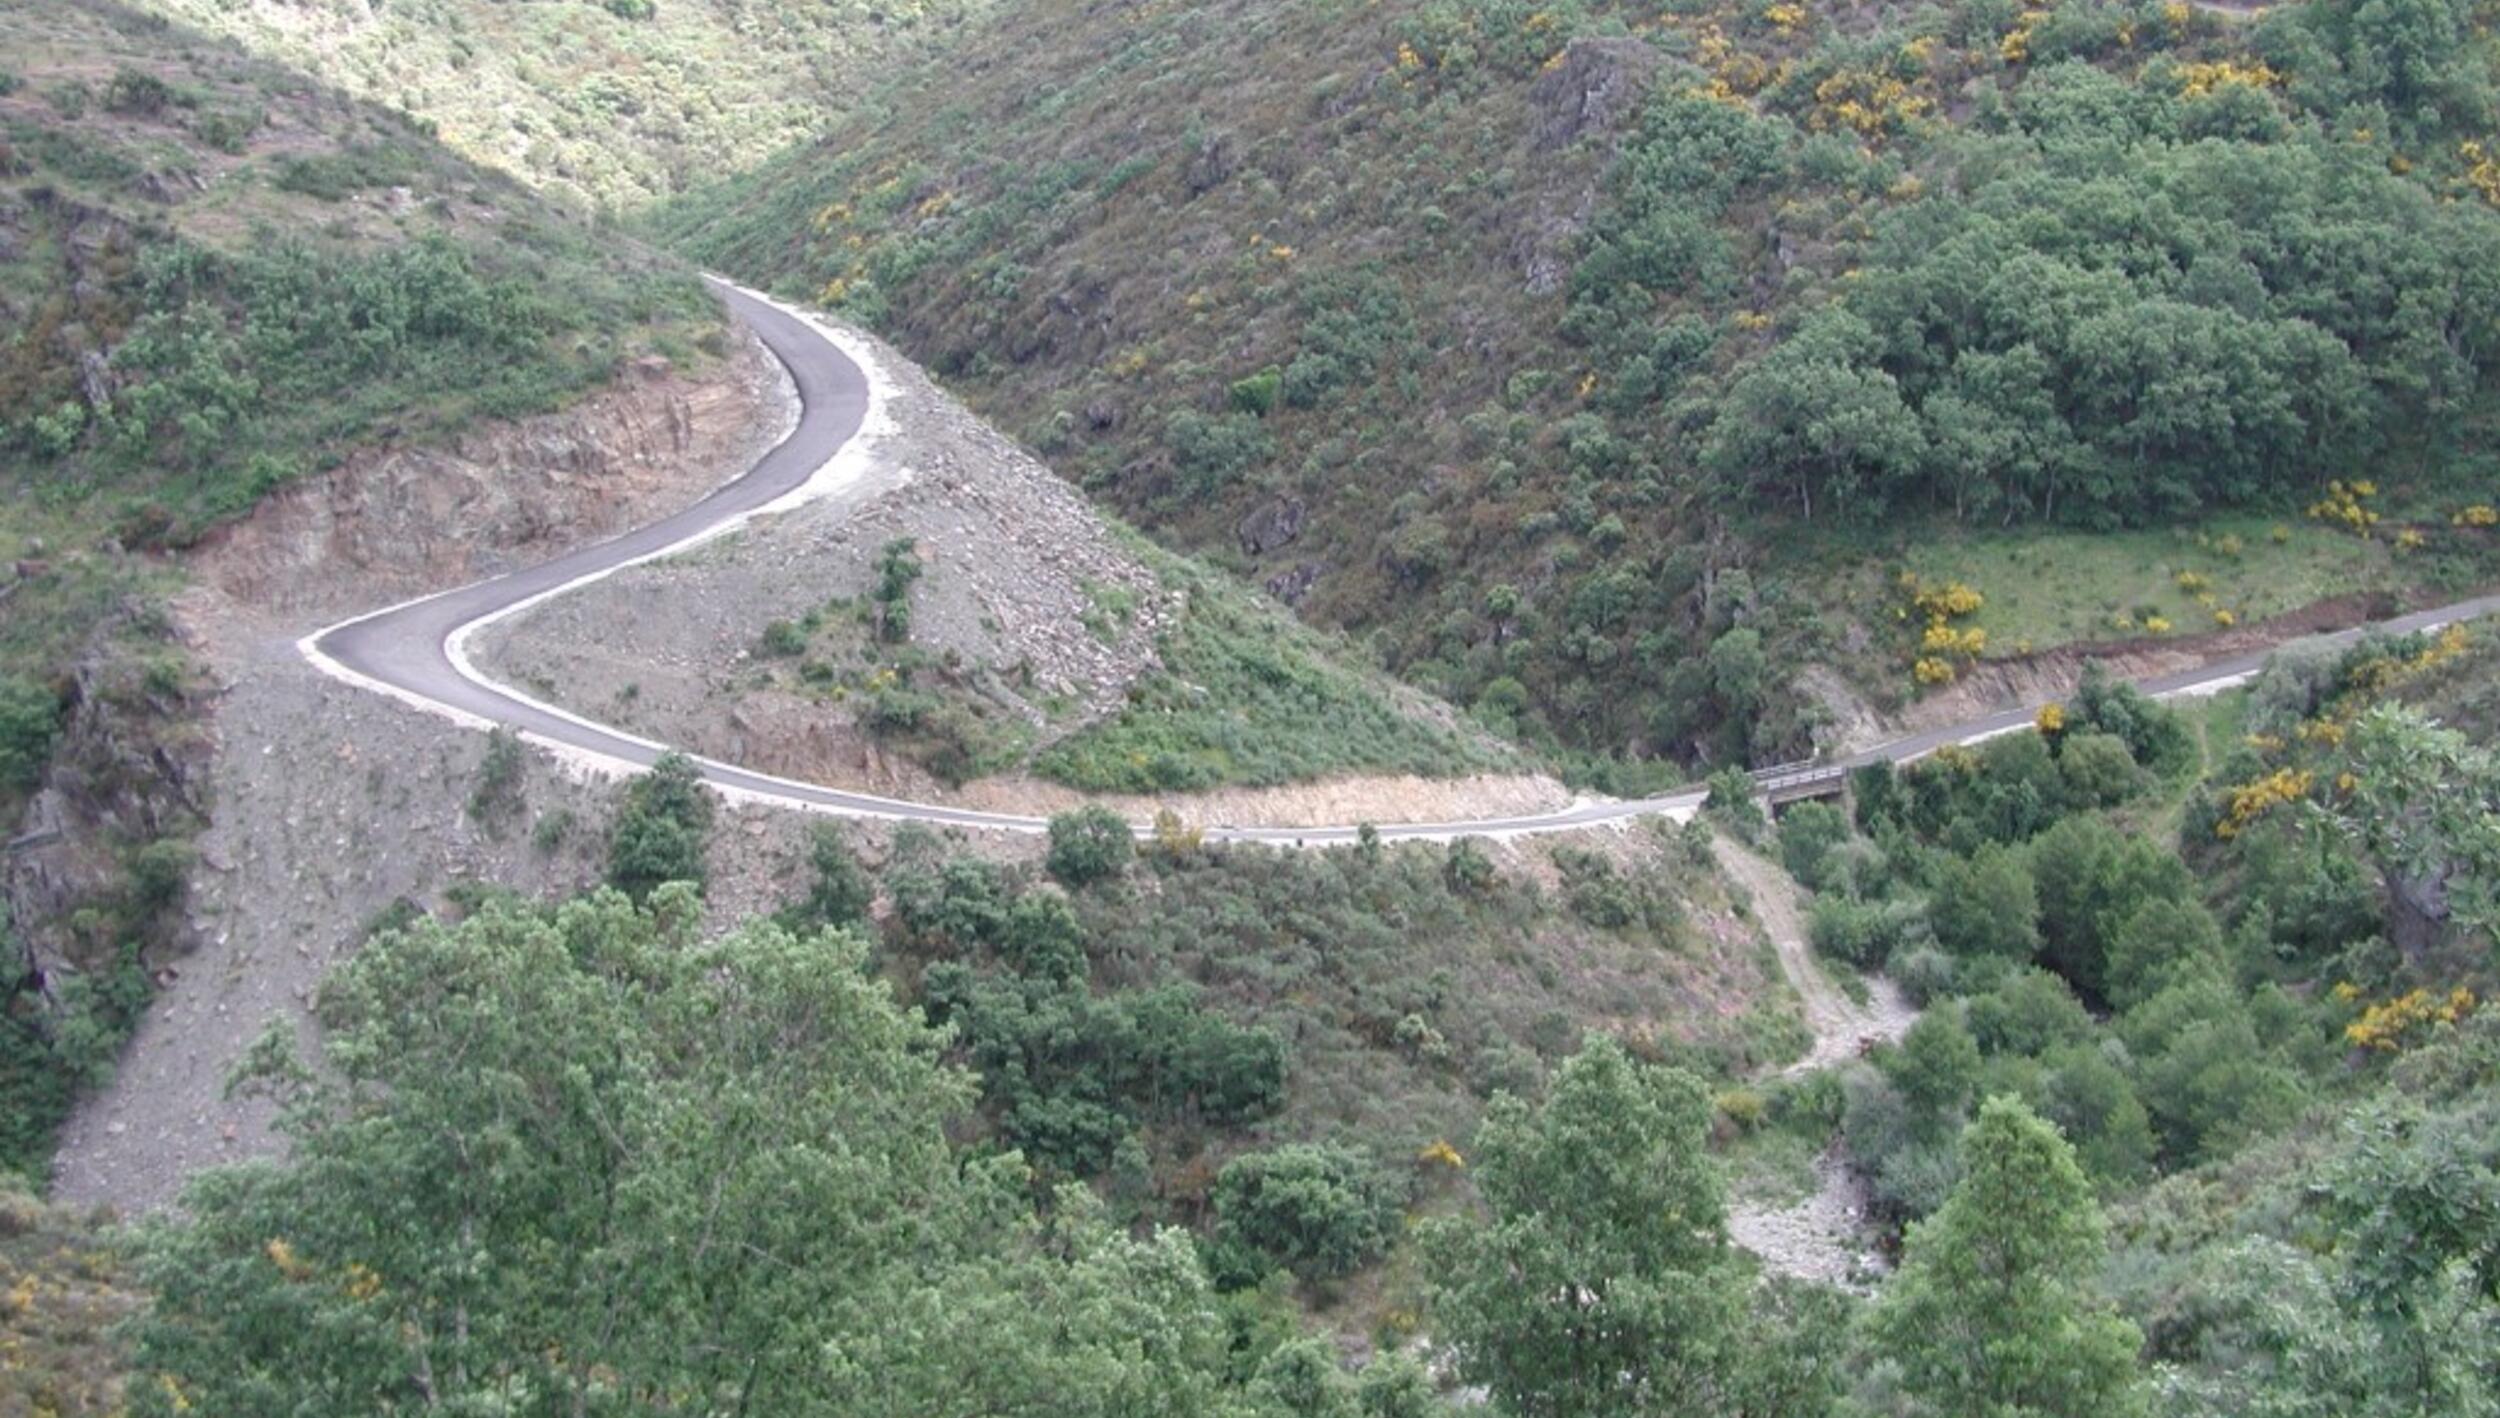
1711, 98, 2500, 527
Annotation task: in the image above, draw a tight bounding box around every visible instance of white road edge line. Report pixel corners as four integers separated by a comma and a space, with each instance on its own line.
297, 282, 1000, 826
294, 283, 2490, 845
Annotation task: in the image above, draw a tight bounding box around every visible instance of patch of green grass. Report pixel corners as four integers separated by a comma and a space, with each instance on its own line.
1715, 1119, 1824, 1209
2110, 686, 2246, 847
1898, 516, 2403, 653
1035, 550, 1510, 793
1079, 577, 1139, 645
1795, 512, 2420, 676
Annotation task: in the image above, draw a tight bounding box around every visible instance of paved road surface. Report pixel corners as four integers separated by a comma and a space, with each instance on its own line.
307, 282, 2500, 845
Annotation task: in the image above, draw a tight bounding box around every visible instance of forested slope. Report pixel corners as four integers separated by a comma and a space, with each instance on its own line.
665, 0, 2500, 784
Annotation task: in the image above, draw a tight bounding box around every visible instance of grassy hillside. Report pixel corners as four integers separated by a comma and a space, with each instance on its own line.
131, 0, 993, 210
0, 0, 723, 1175
0, 0, 719, 550
662, 0, 2500, 789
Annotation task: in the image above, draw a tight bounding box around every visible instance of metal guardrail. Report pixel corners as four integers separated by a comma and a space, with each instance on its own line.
1748, 761, 1850, 797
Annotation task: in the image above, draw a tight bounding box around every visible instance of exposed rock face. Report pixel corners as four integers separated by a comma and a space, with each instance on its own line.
1511, 178, 1600, 297
1529, 37, 1664, 151
1264, 561, 1324, 605
1510, 38, 1661, 294
1237, 496, 1306, 556
3, 640, 213, 1002
186, 335, 790, 622
1184, 129, 1239, 195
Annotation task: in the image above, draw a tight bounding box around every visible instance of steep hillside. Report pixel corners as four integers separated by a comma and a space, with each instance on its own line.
664, 0, 2500, 788
477, 320, 1538, 808
132, 0, 993, 209
0, 0, 722, 1174
0, 0, 718, 549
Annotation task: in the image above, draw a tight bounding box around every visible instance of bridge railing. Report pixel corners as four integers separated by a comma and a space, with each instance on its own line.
1747, 761, 1850, 797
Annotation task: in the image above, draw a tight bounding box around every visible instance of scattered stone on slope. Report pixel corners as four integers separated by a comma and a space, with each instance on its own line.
1237, 496, 1306, 556
1528, 37, 1664, 151
469, 321, 1174, 793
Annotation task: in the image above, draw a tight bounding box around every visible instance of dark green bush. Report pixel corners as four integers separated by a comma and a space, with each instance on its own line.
797, 825, 872, 928
1228, 366, 1282, 417
271, 143, 421, 200
606, 753, 713, 900
102, 66, 174, 117
1212, 1144, 1399, 1283
0, 675, 62, 792
2056, 731, 2143, 808
1046, 805, 1134, 888
757, 619, 807, 656
1778, 800, 1852, 893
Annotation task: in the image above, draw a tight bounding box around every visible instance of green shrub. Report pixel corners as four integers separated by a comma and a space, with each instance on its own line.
188, 107, 262, 154
1890, 944, 1957, 1005
0, 675, 62, 792
873, 539, 921, 644
798, 825, 873, 928
1703, 766, 1765, 839
271, 144, 420, 200
1162, 410, 1272, 494
530, 807, 576, 854
1809, 894, 1925, 971
2069, 665, 2193, 777
607, 753, 713, 900
998, 892, 1088, 983
1777, 800, 1852, 892
1714, 1086, 1769, 1132
1212, 1143, 1399, 1283
1046, 805, 1134, 888
465, 727, 525, 828
1444, 837, 1497, 895
2056, 731, 2143, 807
758, 619, 808, 656
1228, 366, 1282, 417
102, 67, 173, 117
1927, 845, 2041, 963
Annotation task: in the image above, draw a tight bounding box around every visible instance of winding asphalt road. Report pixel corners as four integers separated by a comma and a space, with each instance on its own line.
305, 282, 2500, 846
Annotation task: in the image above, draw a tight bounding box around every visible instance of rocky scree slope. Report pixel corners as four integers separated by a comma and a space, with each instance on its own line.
479, 320, 1558, 823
